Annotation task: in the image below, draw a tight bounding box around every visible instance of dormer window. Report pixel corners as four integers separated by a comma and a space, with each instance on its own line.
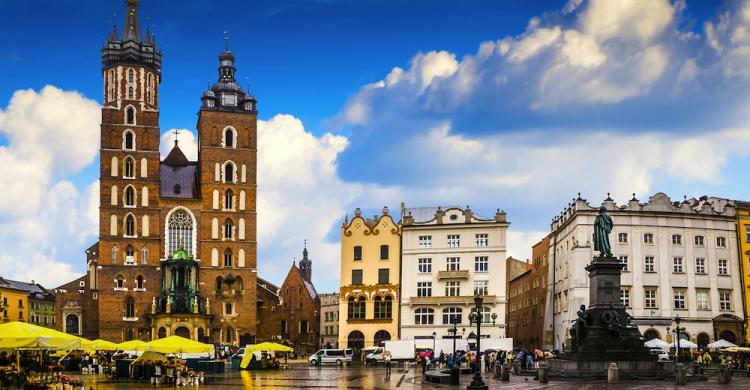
221, 93, 237, 106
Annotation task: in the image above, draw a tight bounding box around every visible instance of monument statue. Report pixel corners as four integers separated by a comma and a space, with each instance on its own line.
593, 206, 613, 257
601, 303, 623, 338
569, 304, 590, 345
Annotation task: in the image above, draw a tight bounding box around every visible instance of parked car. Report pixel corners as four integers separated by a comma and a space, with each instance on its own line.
649, 348, 670, 361
309, 349, 352, 366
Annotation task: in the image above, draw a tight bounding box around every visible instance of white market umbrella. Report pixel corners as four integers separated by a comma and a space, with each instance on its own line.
644, 338, 671, 349
669, 339, 698, 349
707, 339, 737, 350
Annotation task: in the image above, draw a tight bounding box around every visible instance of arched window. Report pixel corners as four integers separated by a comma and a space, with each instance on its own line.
224, 218, 234, 240
224, 127, 236, 148
135, 275, 144, 289
223, 162, 235, 183
374, 330, 391, 346
125, 297, 135, 318
127, 68, 135, 83
215, 276, 223, 292
107, 70, 115, 102
123, 130, 135, 150
125, 106, 135, 124
146, 73, 154, 104
111, 245, 119, 264
225, 327, 234, 343
125, 214, 136, 236
373, 296, 392, 319
347, 296, 366, 319
124, 185, 135, 206
127, 86, 135, 100
167, 208, 194, 256
126, 328, 135, 341
224, 249, 233, 267
140, 247, 148, 264
442, 307, 462, 324
225, 302, 233, 315
124, 157, 135, 178
125, 245, 135, 263
470, 306, 492, 324
115, 275, 125, 289
415, 308, 434, 324
224, 189, 233, 210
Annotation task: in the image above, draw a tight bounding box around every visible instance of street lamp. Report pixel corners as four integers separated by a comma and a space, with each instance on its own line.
449, 320, 459, 355
433, 331, 437, 353
672, 315, 686, 362
491, 313, 497, 326
467, 294, 488, 390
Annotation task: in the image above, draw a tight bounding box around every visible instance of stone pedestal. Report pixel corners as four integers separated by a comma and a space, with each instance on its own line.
500, 363, 510, 381
676, 364, 687, 386
607, 363, 618, 384
538, 362, 549, 383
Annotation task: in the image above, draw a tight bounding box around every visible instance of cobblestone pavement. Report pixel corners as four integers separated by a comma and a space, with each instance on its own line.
76, 366, 750, 389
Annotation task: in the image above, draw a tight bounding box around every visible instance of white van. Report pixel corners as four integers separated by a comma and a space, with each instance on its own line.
309, 349, 352, 366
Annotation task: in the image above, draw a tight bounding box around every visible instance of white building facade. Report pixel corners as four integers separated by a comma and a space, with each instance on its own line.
319, 293, 340, 348
543, 193, 743, 350
399, 205, 510, 347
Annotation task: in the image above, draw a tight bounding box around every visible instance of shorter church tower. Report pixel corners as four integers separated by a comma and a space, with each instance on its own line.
299, 242, 312, 284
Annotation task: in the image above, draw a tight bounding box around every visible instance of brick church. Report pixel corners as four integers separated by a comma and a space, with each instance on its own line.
55, 0, 259, 345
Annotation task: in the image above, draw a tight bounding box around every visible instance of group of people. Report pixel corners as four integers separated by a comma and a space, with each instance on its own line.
416, 348, 548, 374
246, 352, 284, 370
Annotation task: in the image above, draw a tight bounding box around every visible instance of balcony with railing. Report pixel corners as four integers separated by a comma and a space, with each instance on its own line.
410, 295, 496, 306
437, 270, 469, 280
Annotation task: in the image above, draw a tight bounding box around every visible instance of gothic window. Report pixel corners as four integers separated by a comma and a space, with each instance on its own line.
124, 157, 135, 178
125, 297, 135, 318
112, 245, 119, 264
140, 247, 148, 265
127, 68, 135, 83
215, 276, 223, 292
115, 275, 125, 289
225, 303, 233, 315
125, 106, 135, 124
224, 249, 233, 267
107, 69, 115, 102
123, 130, 135, 150
127, 86, 134, 100
223, 127, 236, 148
223, 162, 235, 183
167, 208, 194, 256
224, 189, 233, 210
125, 245, 135, 264
125, 215, 136, 237
224, 219, 234, 240
146, 73, 154, 104
124, 185, 135, 207
135, 275, 144, 289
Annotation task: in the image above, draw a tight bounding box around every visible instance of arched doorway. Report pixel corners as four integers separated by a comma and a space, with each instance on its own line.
158, 327, 167, 339
643, 329, 660, 341
374, 330, 391, 346
65, 314, 79, 335
197, 328, 205, 343
138, 328, 151, 341
719, 330, 737, 344
697, 333, 710, 350
174, 326, 190, 339
347, 330, 365, 349
126, 328, 135, 341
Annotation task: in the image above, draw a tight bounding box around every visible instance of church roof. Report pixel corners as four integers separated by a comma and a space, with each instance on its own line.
161, 142, 198, 199
163, 142, 189, 166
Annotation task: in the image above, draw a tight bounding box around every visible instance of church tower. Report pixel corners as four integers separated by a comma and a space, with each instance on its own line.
299, 242, 312, 284
96, 0, 163, 341
197, 44, 259, 345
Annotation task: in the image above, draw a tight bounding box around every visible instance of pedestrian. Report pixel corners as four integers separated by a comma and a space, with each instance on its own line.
383, 350, 392, 380
316, 351, 322, 369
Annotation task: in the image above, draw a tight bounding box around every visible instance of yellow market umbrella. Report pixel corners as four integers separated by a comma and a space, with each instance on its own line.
130, 351, 168, 366
240, 342, 293, 369
117, 340, 149, 353
0, 321, 81, 350
146, 336, 214, 355
82, 339, 118, 352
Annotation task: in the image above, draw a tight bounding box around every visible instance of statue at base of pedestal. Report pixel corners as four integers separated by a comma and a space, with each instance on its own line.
569, 305, 590, 346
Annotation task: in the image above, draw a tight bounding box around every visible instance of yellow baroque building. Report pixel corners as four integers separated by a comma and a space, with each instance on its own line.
0, 280, 29, 323
338, 207, 401, 350
737, 201, 750, 344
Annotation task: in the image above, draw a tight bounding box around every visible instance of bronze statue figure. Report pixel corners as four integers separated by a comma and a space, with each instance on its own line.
569, 304, 590, 345
601, 303, 623, 338
593, 206, 613, 257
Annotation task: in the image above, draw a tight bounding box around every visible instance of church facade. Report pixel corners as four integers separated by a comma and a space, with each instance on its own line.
55, 0, 258, 345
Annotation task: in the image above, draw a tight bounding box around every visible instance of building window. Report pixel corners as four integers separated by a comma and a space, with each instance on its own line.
447, 257, 460, 271
107, 69, 115, 101
617, 255, 629, 271
124, 186, 135, 207
135, 275, 144, 289
470, 307, 492, 324
417, 282, 432, 297
415, 308, 434, 325
353, 246, 362, 261
374, 296, 392, 319
224, 219, 234, 240
225, 302, 233, 315
418, 235, 432, 248
445, 281, 460, 296
127, 68, 135, 83
474, 280, 488, 296
115, 275, 125, 289
644, 256, 655, 272
224, 189, 233, 209
673, 289, 686, 309
167, 208, 194, 256
718, 259, 728, 275
696, 289, 709, 310
125, 297, 135, 318
673, 257, 683, 273
127, 86, 134, 100
123, 131, 135, 150
644, 288, 657, 309
380, 245, 389, 260
347, 296, 365, 319
223, 249, 233, 267
618, 233, 628, 243
223, 163, 235, 183
112, 245, 119, 264
224, 127, 235, 148
125, 106, 135, 124
620, 288, 631, 308
672, 234, 682, 245
377, 268, 389, 284
643, 233, 654, 244
745, 225, 750, 242
124, 157, 135, 178
716, 236, 727, 247
719, 290, 732, 311
474, 256, 489, 272
125, 215, 135, 236
125, 245, 135, 264
447, 234, 460, 248
694, 235, 704, 246
475, 234, 488, 247
351, 269, 363, 285
695, 258, 705, 274
442, 307, 462, 325
418, 258, 432, 273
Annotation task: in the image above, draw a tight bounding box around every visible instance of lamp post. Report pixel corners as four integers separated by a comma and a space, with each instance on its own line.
672, 315, 686, 362
433, 331, 437, 353
449, 320, 459, 355
467, 294, 488, 390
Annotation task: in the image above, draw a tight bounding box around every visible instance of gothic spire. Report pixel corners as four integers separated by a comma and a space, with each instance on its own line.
123, 0, 142, 42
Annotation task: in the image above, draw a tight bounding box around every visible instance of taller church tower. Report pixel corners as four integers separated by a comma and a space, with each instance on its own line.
96, 0, 163, 341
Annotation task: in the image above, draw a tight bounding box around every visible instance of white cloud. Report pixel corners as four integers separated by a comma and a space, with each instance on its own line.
0, 86, 100, 287
580, 0, 674, 44
507, 230, 548, 262
160, 129, 198, 161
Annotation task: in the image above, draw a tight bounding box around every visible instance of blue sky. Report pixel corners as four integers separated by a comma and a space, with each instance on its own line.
1, 0, 749, 292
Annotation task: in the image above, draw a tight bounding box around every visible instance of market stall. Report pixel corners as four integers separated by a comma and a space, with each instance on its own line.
239, 342, 293, 370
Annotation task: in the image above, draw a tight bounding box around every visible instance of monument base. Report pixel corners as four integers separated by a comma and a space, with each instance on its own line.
547, 359, 675, 379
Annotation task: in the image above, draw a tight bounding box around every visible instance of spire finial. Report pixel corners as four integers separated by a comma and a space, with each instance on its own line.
173, 129, 180, 146
224, 31, 229, 51
304, 239, 307, 249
